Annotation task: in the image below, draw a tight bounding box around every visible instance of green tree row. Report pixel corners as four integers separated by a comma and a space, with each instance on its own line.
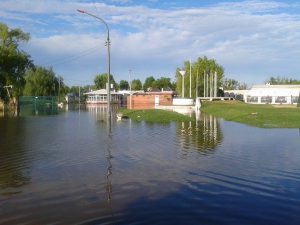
266, 76, 300, 85
221, 78, 248, 90
93, 74, 175, 91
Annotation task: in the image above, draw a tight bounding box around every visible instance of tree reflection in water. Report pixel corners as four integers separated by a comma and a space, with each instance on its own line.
176, 110, 223, 153
0, 118, 31, 196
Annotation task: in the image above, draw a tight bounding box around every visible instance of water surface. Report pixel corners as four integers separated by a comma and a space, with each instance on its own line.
0, 105, 300, 225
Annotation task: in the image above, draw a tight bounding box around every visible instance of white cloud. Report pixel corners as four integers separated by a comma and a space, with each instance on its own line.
110, 0, 132, 4
1, 0, 300, 85
215, 0, 289, 13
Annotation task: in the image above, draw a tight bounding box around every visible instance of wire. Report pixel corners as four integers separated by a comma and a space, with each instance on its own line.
36, 45, 103, 67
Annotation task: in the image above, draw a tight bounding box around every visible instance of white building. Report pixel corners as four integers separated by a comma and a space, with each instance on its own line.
225, 84, 300, 104
84, 89, 123, 104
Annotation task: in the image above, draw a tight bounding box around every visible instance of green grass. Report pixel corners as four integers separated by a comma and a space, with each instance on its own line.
118, 108, 194, 123
201, 101, 300, 128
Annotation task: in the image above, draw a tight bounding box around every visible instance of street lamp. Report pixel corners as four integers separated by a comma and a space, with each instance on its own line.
129, 69, 132, 109
179, 70, 186, 98
3, 85, 13, 98
77, 9, 111, 118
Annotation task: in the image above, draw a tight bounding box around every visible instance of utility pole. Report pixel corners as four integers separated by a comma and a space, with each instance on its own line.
179, 70, 186, 98
206, 72, 209, 98
58, 77, 60, 103
129, 69, 132, 109
189, 58, 192, 98
77, 9, 111, 121
196, 67, 199, 98
203, 71, 206, 97
79, 86, 81, 105
214, 71, 217, 97
210, 72, 212, 98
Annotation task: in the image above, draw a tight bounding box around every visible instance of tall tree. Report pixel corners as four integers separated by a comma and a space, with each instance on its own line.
94, 73, 116, 90
23, 66, 60, 96
119, 80, 129, 90
222, 78, 238, 90
56, 76, 69, 101
143, 76, 156, 91
67, 85, 91, 102
171, 81, 177, 91
154, 77, 172, 90
131, 79, 142, 90
175, 56, 224, 98
221, 78, 248, 90
0, 23, 32, 102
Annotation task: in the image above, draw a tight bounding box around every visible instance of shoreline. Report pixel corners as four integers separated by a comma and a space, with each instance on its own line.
201, 100, 300, 128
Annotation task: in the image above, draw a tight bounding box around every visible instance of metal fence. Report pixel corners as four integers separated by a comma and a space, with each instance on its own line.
19, 96, 58, 116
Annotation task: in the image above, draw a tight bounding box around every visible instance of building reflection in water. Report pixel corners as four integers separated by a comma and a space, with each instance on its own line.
176, 110, 223, 153
86, 104, 119, 122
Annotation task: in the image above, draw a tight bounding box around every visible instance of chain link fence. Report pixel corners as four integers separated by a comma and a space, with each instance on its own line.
19, 96, 58, 116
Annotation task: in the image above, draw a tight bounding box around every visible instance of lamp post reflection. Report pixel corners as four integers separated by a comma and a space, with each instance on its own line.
105, 116, 114, 221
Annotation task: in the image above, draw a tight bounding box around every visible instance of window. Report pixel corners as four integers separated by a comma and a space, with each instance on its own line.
275, 96, 287, 103
261, 96, 272, 103
247, 96, 258, 103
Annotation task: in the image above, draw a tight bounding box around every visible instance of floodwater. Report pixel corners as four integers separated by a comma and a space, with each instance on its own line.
0, 105, 300, 225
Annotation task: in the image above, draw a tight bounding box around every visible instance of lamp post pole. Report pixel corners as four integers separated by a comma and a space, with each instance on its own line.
189, 58, 192, 98
179, 70, 186, 98
3, 85, 13, 99
129, 69, 132, 109
77, 9, 111, 119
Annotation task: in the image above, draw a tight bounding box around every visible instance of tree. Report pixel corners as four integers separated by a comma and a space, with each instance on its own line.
238, 82, 248, 90
171, 81, 176, 91
143, 76, 156, 91
69, 85, 92, 95
57, 76, 69, 101
131, 79, 142, 90
119, 80, 129, 90
67, 85, 91, 102
222, 78, 237, 90
0, 23, 32, 102
266, 76, 300, 85
23, 66, 60, 96
221, 78, 248, 90
175, 56, 224, 98
94, 73, 117, 90
154, 77, 172, 90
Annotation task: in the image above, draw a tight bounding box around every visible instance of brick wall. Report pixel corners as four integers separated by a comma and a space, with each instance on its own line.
127, 94, 173, 109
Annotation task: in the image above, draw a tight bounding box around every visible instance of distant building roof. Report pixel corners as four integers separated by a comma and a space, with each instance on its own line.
133, 90, 175, 95
252, 84, 300, 89
84, 89, 121, 95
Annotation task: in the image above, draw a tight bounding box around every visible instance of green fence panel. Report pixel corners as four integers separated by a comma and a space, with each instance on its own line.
19, 96, 58, 116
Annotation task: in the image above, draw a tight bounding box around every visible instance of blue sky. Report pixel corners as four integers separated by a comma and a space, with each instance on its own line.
1, 0, 300, 86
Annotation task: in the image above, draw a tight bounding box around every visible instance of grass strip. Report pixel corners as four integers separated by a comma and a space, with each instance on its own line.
118, 108, 194, 123
201, 101, 300, 128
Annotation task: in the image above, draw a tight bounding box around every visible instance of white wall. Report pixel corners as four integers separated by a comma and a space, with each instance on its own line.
173, 98, 194, 106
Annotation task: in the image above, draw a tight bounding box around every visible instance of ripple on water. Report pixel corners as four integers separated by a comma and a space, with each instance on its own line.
1, 110, 300, 224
